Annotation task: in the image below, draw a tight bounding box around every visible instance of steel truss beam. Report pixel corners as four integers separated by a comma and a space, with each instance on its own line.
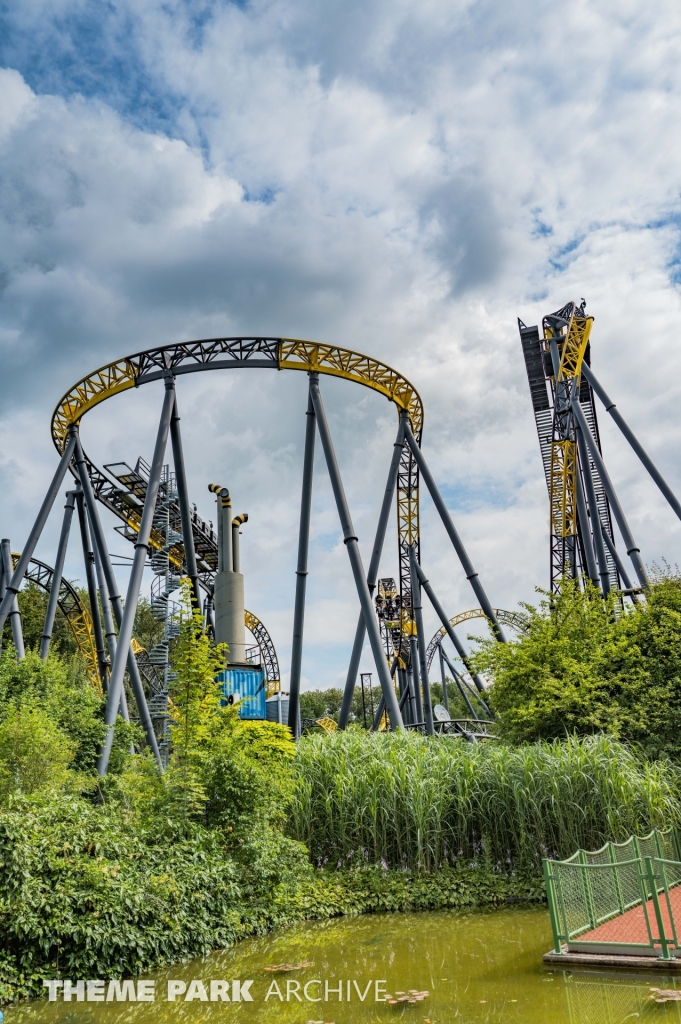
51, 337, 423, 667
519, 302, 620, 593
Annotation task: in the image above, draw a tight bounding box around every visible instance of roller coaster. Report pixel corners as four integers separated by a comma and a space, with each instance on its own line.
519, 299, 681, 596
0, 306, 677, 771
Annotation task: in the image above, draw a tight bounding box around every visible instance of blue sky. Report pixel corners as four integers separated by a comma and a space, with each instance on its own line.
1, 0, 681, 688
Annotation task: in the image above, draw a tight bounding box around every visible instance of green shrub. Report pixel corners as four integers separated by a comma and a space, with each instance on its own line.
0, 703, 74, 800
471, 569, 681, 758
0, 793, 243, 1000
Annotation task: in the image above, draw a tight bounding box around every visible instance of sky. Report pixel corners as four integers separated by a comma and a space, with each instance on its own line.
1, 0, 681, 690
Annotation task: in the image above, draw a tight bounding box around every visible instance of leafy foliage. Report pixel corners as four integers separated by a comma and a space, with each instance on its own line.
1, 582, 80, 657
7, 573, 680, 1002
472, 569, 681, 758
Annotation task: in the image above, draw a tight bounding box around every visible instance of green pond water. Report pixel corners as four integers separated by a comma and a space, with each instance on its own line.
8, 905, 681, 1024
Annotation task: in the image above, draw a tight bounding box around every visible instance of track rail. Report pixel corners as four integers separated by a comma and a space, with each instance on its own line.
10, 552, 100, 689
425, 607, 528, 672
51, 337, 424, 640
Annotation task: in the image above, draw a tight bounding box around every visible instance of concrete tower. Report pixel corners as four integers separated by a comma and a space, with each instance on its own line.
208, 484, 248, 664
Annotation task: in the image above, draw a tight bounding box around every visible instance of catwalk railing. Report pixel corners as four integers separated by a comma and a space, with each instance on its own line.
544, 827, 681, 959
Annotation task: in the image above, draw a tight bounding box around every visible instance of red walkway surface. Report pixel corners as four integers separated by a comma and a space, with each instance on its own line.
579, 885, 681, 946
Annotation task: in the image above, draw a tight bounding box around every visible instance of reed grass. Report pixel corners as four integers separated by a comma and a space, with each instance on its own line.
289, 732, 681, 871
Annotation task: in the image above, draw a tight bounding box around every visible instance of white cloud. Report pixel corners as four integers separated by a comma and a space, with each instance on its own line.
1, 0, 681, 687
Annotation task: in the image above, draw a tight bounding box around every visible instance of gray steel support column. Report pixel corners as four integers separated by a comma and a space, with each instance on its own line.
440, 647, 489, 720
96, 380, 174, 774
0, 432, 78, 635
91, 530, 129, 718
371, 694, 385, 731
75, 489, 109, 689
438, 643, 450, 715
339, 411, 407, 729
601, 526, 635, 593
574, 462, 599, 587
0, 541, 24, 658
408, 637, 423, 726
413, 560, 488, 693
409, 544, 434, 736
575, 422, 611, 596
309, 376, 403, 730
77, 436, 145, 730
204, 592, 215, 635
440, 646, 477, 719
370, 659, 400, 731
572, 398, 648, 589
403, 422, 506, 641
397, 666, 411, 724
289, 383, 316, 738
40, 490, 77, 660
583, 363, 681, 522
170, 394, 200, 608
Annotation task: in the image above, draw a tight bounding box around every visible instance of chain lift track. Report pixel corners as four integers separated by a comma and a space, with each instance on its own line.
51, 338, 425, 655
10, 552, 101, 689
519, 303, 620, 592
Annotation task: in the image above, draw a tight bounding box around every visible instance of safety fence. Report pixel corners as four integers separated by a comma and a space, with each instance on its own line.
544, 827, 681, 959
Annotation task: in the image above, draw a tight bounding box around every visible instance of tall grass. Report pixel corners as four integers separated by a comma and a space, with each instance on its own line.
289, 732, 681, 871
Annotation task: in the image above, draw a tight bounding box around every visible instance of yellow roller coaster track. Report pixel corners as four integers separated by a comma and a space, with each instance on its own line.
11, 552, 101, 690
51, 337, 424, 632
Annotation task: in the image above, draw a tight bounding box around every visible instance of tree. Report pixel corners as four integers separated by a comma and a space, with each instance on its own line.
2, 581, 80, 656
470, 568, 681, 758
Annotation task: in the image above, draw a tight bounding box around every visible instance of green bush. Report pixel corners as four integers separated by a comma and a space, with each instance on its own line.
289, 730, 681, 871
471, 569, 681, 758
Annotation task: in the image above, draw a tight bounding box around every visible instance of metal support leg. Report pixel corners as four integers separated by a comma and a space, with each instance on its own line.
309, 376, 403, 730
583, 364, 681, 522
438, 644, 450, 716
408, 636, 423, 727
572, 398, 648, 589
0, 432, 78, 635
403, 422, 505, 641
339, 411, 407, 729
442, 646, 491, 718
91, 529, 129, 719
75, 489, 109, 689
397, 666, 411, 724
575, 423, 611, 596
440, 647, 483, 720
289, 385, 316, 738
95, 381, 174, 773
409, 544, 434, 736
74, 430, 156, 762
371, 695, 385, 731
170, 394, 200, 608
601, 526, 636, 595
204, 592, 215, 636
0, 541, 24, 658
574, 462, 600, 587
40, 490, 77, 660
413, 560, 488, 693
369, 658, 400, 731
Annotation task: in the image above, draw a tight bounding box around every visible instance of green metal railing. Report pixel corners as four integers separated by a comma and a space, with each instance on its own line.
543, 827, 681, 959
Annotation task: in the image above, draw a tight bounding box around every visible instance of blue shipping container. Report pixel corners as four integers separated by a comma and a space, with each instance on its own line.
219, 666, 266, 719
